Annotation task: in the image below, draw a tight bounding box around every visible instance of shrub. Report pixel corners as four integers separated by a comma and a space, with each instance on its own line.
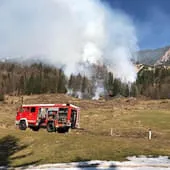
0, 93, 4, 101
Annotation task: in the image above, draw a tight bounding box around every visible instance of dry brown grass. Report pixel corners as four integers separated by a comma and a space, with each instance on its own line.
0, 94, 170, 167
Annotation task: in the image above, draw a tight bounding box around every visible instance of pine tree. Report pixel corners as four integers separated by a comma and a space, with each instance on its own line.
81, 76, 87, 93
57, 69, 67, 93
112, 78, 121, 96
19, 75, 25, 94
25, 73, 34, 95
0, 92, 4, 101
68, 74, 74, 89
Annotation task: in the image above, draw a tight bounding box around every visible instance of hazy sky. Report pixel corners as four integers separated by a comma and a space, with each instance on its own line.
104, 0, 170, 49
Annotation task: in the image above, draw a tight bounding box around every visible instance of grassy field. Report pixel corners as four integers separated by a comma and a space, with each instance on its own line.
0, 94, 170, 167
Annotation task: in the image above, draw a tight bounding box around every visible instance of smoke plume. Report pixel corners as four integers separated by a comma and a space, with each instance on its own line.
0, 0, 138, 83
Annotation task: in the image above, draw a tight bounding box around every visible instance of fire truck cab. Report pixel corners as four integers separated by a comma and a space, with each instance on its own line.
15, 104, 80, 132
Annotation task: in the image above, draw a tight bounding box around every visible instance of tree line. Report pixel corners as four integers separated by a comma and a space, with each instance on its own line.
0, 62, 170, 100
0, 63, 66, 99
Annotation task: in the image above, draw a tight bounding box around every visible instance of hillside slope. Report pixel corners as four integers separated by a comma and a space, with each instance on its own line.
137, 46, 170, 65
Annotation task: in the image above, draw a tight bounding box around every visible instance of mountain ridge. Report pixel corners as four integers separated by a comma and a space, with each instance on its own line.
137, 45, 170, 65
0, 45, 170, 66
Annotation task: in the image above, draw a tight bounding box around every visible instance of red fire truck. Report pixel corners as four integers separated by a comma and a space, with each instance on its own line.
15, 104, 80, 132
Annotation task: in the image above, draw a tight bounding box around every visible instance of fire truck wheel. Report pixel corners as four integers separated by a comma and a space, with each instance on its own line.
19, 120, 27, 130
47, 121, 56, 132
66, 127, 71, 133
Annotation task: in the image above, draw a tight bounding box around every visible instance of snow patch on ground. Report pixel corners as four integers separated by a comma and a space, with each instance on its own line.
3, 156, 170, 170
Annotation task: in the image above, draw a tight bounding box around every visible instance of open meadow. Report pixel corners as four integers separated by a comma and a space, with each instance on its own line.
0, 94, 170, 167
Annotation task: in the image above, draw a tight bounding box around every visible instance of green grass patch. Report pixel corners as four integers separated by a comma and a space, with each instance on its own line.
126, 110, 170, 130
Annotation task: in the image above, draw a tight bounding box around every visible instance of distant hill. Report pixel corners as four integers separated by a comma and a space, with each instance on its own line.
137, 46, 170, 65
1, 45, 170, 67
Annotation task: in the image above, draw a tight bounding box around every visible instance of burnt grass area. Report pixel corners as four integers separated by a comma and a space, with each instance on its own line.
0, 94, 170, 167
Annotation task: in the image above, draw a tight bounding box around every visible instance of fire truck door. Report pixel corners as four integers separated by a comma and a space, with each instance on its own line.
71, 110, 77, 128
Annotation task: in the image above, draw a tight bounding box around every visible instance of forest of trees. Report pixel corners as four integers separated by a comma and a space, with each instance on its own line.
106, 66, 170, 99
0, 62, 170, 100
136, 65, 170, 99
0, 62, 66, 97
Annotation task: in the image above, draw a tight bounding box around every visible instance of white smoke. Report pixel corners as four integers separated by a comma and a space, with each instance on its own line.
0, 0, 138, 83
67, 89, 82, 99
92, 81, 105, 100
